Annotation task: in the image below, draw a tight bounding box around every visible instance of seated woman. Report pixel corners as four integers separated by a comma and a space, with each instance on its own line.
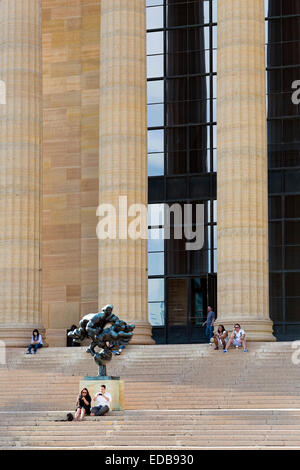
26, 329, 43, 354
213, 325, 228, 350
75, 388, 91, 421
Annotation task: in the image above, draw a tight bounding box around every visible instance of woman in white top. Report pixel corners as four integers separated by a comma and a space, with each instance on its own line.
213, 325, 228, 350
26, 329, 43, 354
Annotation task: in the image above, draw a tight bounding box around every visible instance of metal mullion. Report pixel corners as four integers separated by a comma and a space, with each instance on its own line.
282, 194, 286, 332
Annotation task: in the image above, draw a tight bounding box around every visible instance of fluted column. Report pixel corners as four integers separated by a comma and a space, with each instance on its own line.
0, 0, 44, 346
217, 0, 274, 340
98, 0, 153, 344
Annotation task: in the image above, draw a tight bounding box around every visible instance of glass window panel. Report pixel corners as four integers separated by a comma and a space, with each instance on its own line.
190, 100, 210, 124
212, 99, 217, 121
207, 200, 211, 223
147, 6, 164, 30
269, 196, 282, 219
148, 129, 164, 153
212, 26, 217, 49
147, 80, 164, 104
286, 298, 300, 322
148, 277, 164, 302
285, 246, 300, 270
207, 225, 211, 249
167, 101, 189, 126
148, 302, 165, 326
167, 151, 187, 175
283, 42, 300, 67
188, 1, 209, 25
167, 278, 187, 325
212, 149, 217, 172
286, 273, 300, 297
148, 153, 164, 176
167, 127, 187, 151
286, 195, 300, 219
147, 0, 163, 5
147, 55, 164, 78
149, 252, 165, 275
213, 75, 217, 98
189, 125, 208, 150
190, 149, 208, 173
213, 225, 217, 249
282, 17, 300, 42
166, 78, 188, 101
213, 249, 217, 273
167, 29, 188, 53
269, 247, 283, 270
167, 251, 188, 275
147, 31, 164, 55
282, 0, 300, 15
267, 19, 281, 44
212, 0, 217, 22
286, 221, 300, 245
189, 76, 208, 101
148, 103, 164, 127
213, 200, 217, 222
167, 4, 187, 28
212, 49, 217, 72
189, 50, 210, 74
270, 298, 284, 322
213, 124, 217, 146
190, 249, 209, 274
148, 228, 164, 252
189, 27, 210, 51
269, 221, 282, 245
167, 52, 188, 76
270, 273, 283, 297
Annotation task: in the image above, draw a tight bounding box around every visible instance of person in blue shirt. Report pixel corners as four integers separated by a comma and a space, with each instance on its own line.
202, 306, 216, 343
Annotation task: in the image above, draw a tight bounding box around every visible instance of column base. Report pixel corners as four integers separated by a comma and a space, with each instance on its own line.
46, 329, 67, 347
124, 320, 155, 345
0, 324, 46, 348
216, 318, 275, 342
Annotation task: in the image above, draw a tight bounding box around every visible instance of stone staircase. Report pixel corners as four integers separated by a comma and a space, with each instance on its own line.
1, 410, 300, 449
0, 342, 299, 449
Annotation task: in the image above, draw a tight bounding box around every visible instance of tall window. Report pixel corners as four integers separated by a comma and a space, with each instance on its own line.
266, 0, 300, 339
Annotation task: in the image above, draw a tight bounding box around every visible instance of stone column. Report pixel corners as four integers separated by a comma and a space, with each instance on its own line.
0, 0, 44, 347
217, 0, 274, 340
98, 0, 153, 344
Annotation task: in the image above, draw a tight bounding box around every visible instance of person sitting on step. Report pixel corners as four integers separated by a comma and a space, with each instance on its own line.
90, 385, 112, 416
224, 324, 247, 353
75, 388, 91, 421
26, 329, 43, 355
213, 325, 228, 350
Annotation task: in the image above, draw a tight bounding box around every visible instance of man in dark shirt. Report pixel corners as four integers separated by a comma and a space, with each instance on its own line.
202, 306, 216, 343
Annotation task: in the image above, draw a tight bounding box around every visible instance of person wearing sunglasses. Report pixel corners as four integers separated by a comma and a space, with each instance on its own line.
223, 324, 247, 353
75, 388, 91, 421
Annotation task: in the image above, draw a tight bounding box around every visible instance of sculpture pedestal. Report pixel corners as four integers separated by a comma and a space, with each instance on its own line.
80, 376, 124, 411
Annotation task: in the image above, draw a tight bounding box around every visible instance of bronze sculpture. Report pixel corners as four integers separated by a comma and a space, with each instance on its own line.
68, 304, 135, 376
